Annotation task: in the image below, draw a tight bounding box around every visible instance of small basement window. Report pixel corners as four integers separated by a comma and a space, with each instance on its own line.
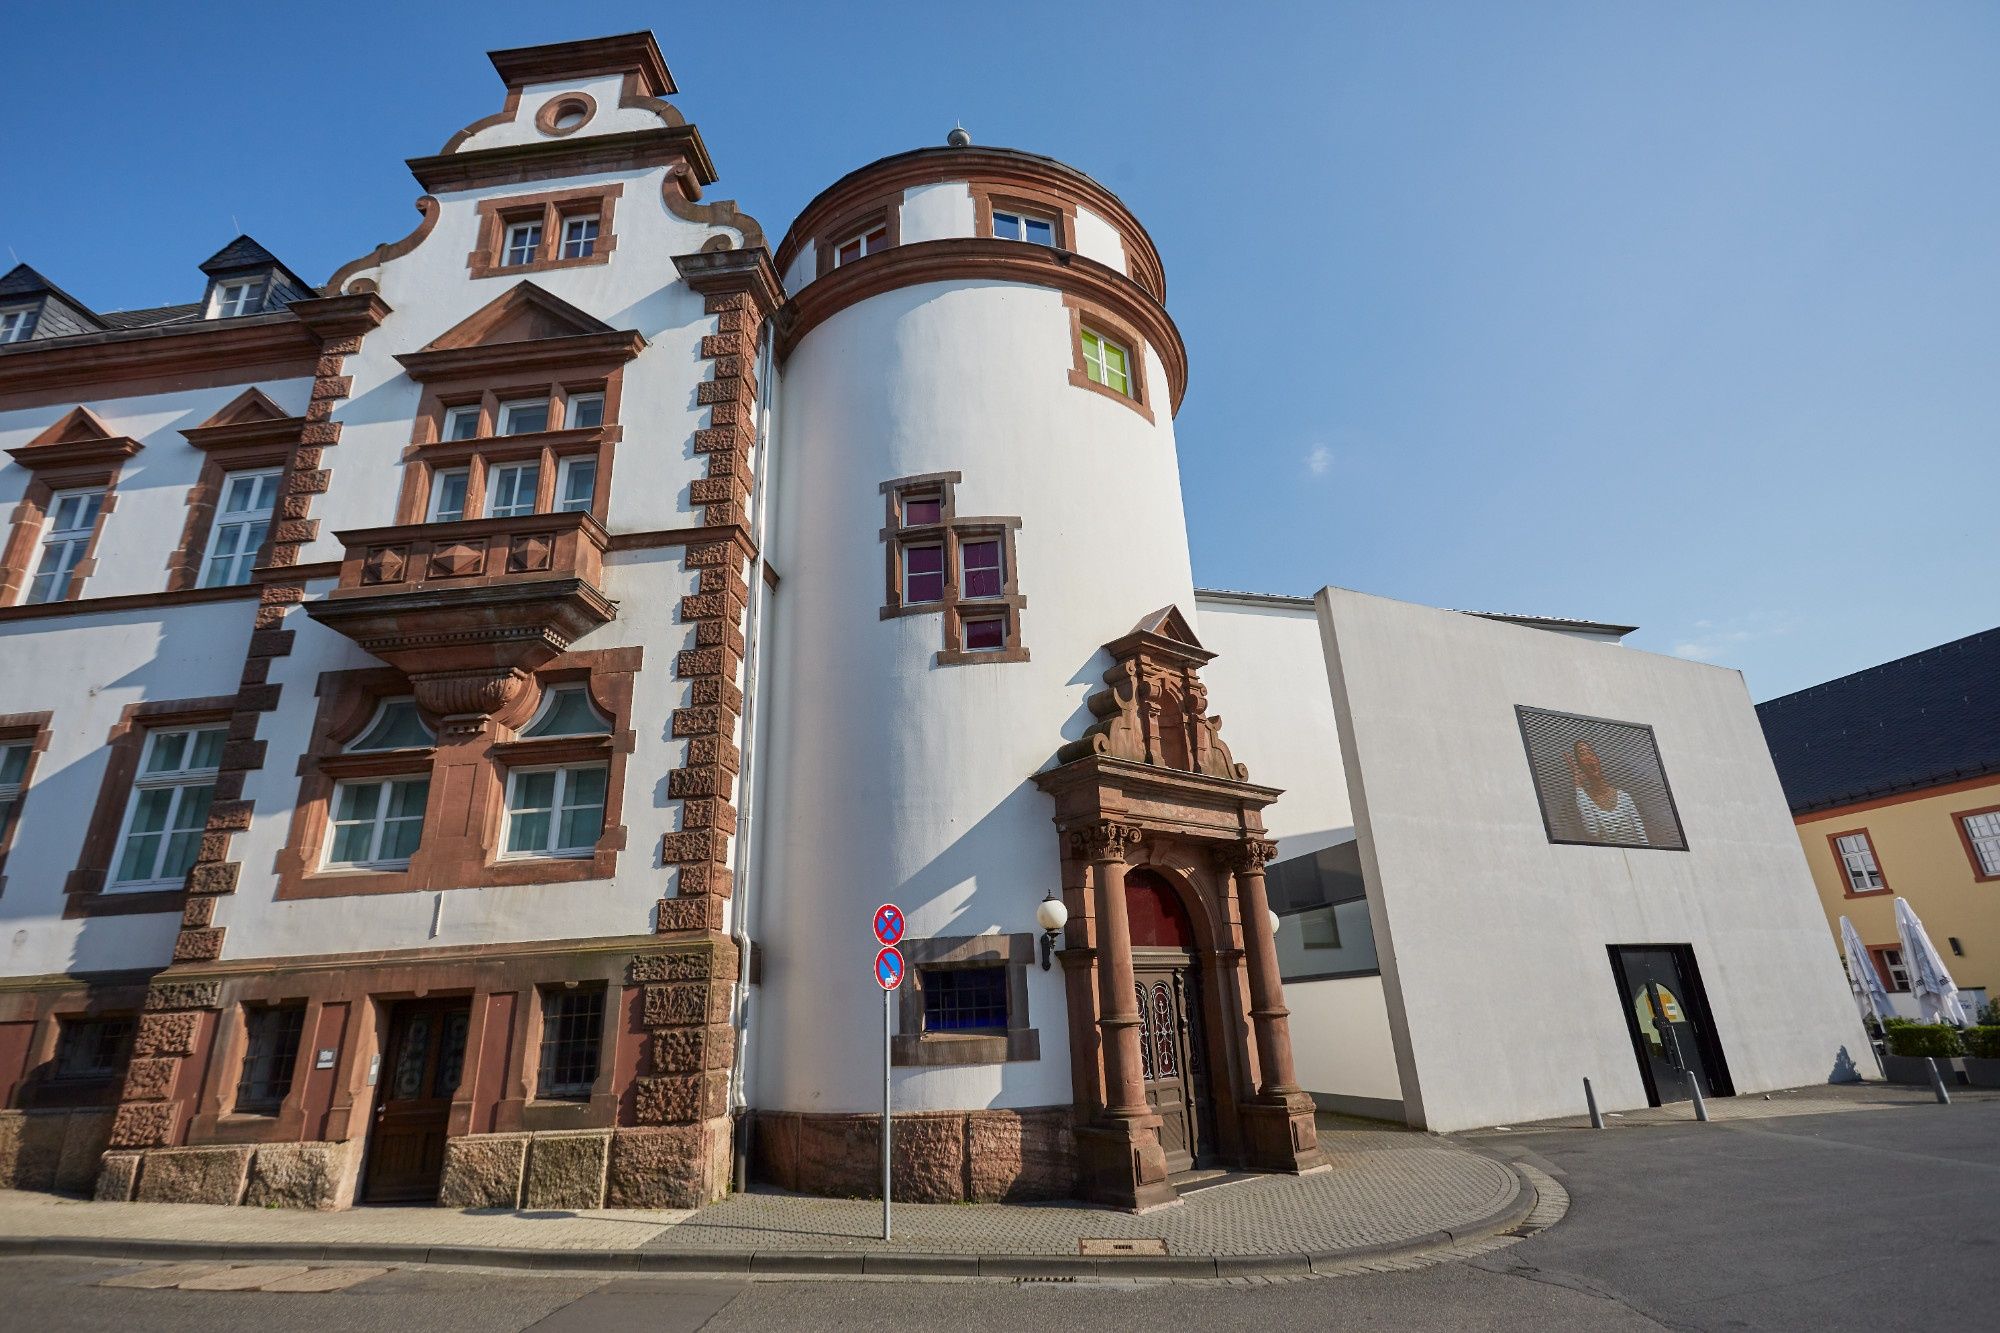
922, 966, 1009, 1033
53, 1016, 133, 1080
537, 986, 605, 1100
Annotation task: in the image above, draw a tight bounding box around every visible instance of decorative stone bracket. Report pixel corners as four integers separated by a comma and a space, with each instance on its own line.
307, 511, 615, 733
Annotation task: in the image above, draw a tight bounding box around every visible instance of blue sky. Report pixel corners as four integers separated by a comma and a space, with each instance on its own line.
4, 2, 1994, 700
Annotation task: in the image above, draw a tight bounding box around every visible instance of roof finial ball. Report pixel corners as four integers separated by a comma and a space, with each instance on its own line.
946, 124, 972, 148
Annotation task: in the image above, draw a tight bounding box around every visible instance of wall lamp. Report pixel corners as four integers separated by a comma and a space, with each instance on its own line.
1037, 892, 1069, 970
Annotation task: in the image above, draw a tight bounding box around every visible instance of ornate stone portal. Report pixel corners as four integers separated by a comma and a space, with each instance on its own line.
1034, 608, 1326, 1209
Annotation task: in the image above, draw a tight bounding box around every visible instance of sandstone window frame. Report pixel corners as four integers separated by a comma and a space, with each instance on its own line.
533, 982, 608, 1102
467, 183, 623, 280
402, 376, 623, 528
891, 933, 1039, 1067
879, 472, 1028, 667
62, 694, 238, 920
1063, 294, 1154, 425
107, 722, 228, 894
0, 709, 52, 897
814, 196, 900, 279
969, 180, 1076, 251
272, 649, 638, 902
1955, 804, 2000, 883
168, 389, 307, 593
1, 408, 141, 607
232, 1001, 307, 1115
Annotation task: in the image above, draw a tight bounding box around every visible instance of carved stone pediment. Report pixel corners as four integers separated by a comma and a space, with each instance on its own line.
1056, 605, 1248, 782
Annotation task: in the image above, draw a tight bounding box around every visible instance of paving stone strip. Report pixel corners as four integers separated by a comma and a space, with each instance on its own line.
0, 1124, 1554, 1281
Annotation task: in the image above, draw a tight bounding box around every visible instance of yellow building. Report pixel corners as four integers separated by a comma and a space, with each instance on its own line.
1758, 629, 2000, 1019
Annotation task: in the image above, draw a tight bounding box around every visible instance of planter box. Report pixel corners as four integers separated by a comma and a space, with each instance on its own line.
1880, 1053, 1963, 1085
1964, 1056, 2000, 1088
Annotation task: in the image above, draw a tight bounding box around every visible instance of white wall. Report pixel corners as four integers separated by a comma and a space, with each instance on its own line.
757, 277, 1197, 1114
0, 599, 255, 977
899, 182, 975, 244
1321, 587, 1872, 1131
1285, 974, 1403, 1117
1071, 206, 1129, 274
213, 546, 699, 960
1193, 594, 1353, 855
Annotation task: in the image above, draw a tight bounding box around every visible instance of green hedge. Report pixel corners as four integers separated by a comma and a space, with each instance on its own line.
1961, 1027, 2000, 1060
1885, 1023, 1964, 1059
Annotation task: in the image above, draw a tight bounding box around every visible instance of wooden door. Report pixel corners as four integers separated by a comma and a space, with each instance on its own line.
363, 998, 470, 1203
1134, 955, 1213, 1173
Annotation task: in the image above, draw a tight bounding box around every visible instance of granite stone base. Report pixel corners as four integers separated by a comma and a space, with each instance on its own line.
753, 1107, 1077, 1203
0, 1109, 114, 1194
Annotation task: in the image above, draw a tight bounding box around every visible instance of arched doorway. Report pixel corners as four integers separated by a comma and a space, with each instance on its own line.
1126, 868, 1218, 1172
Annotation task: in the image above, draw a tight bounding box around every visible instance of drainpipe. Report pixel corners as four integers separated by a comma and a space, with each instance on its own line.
727, 313, 777, 1190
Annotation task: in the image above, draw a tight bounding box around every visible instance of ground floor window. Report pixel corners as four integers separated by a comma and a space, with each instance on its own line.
235, 1004, 306, 1112
921, 965, 1009, 1033
54, 1016, 133, 1081
536, 986, 605, 1100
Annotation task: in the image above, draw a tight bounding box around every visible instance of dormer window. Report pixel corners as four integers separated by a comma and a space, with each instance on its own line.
560, 215, 600, 260
504, 221, 544, 267
210, 280, 264, 319
0, 306, 36, 344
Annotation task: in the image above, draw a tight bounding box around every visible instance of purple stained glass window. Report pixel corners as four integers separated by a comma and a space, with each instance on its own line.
904, 545, 944, 602
962, 539, 1003, 598
963, 617, 1006, 652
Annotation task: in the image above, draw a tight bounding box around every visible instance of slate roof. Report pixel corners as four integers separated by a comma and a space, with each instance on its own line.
97, 303, 202, 329
0, 264, 58, 299
1756, 627, 2000, 814
198, 235, 286, 274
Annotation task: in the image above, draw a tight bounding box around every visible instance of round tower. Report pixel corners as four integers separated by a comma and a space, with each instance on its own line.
751, 138, 1319, 1205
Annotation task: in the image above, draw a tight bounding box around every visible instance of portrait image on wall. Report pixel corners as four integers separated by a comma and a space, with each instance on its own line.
1516, 706, 1687, 850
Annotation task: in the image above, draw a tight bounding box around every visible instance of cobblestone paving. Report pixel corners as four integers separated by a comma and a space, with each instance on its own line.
648, 1125, 1518, 1256
0, 1121, 1522, 1262
1465, 1080, 2000, 1134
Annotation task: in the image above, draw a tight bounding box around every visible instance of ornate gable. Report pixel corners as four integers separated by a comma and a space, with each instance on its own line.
1058, 605, 1247, 781
179, 387, 305, 453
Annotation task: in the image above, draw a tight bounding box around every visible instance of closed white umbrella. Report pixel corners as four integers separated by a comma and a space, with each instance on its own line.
1893, 897, 1969, 1027
1840, 915, 1896, 1025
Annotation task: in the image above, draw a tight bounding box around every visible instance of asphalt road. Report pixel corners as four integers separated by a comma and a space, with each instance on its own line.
6, 1100, 1995, 1332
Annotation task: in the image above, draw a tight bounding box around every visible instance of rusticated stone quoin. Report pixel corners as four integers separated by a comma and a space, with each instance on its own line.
132, 1011, 199, 1058
144, 981, 222, 1011
108, 1101, 178, 1149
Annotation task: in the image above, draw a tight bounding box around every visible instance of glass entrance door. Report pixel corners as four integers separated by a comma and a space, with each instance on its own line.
1609, 945, 1731, 1106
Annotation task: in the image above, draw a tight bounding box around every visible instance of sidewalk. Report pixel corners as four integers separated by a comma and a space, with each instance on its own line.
1462, 1079, 2000, 1135
0, 1118, 1543, 1279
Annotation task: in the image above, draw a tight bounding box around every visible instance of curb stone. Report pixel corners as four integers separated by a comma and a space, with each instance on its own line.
0, 1164, 1549, 1283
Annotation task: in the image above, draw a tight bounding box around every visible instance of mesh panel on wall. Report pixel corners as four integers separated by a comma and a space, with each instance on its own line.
1516, 706, 1687, 850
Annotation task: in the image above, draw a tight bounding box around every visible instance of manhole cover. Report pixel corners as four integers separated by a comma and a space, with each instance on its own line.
1079, 1238, 1168, 1256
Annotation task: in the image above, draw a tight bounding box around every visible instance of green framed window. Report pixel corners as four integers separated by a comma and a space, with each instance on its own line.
1081, 329, 1131, 397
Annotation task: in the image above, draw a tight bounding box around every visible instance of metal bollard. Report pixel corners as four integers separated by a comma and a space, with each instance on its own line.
1584, 1077, 1604, 1129
1686, 1070, 1710, 1122
1927, 1057, 1952, 1105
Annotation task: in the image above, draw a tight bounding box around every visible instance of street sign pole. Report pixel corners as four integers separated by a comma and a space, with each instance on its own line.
870, 906, 905, 1244
882, 982, 892, 1241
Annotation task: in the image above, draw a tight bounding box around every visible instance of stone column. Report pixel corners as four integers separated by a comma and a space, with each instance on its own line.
1229, 838, 1328, 1174
1069, 820, 1176, 1210
1232, 839, 1301, 1096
